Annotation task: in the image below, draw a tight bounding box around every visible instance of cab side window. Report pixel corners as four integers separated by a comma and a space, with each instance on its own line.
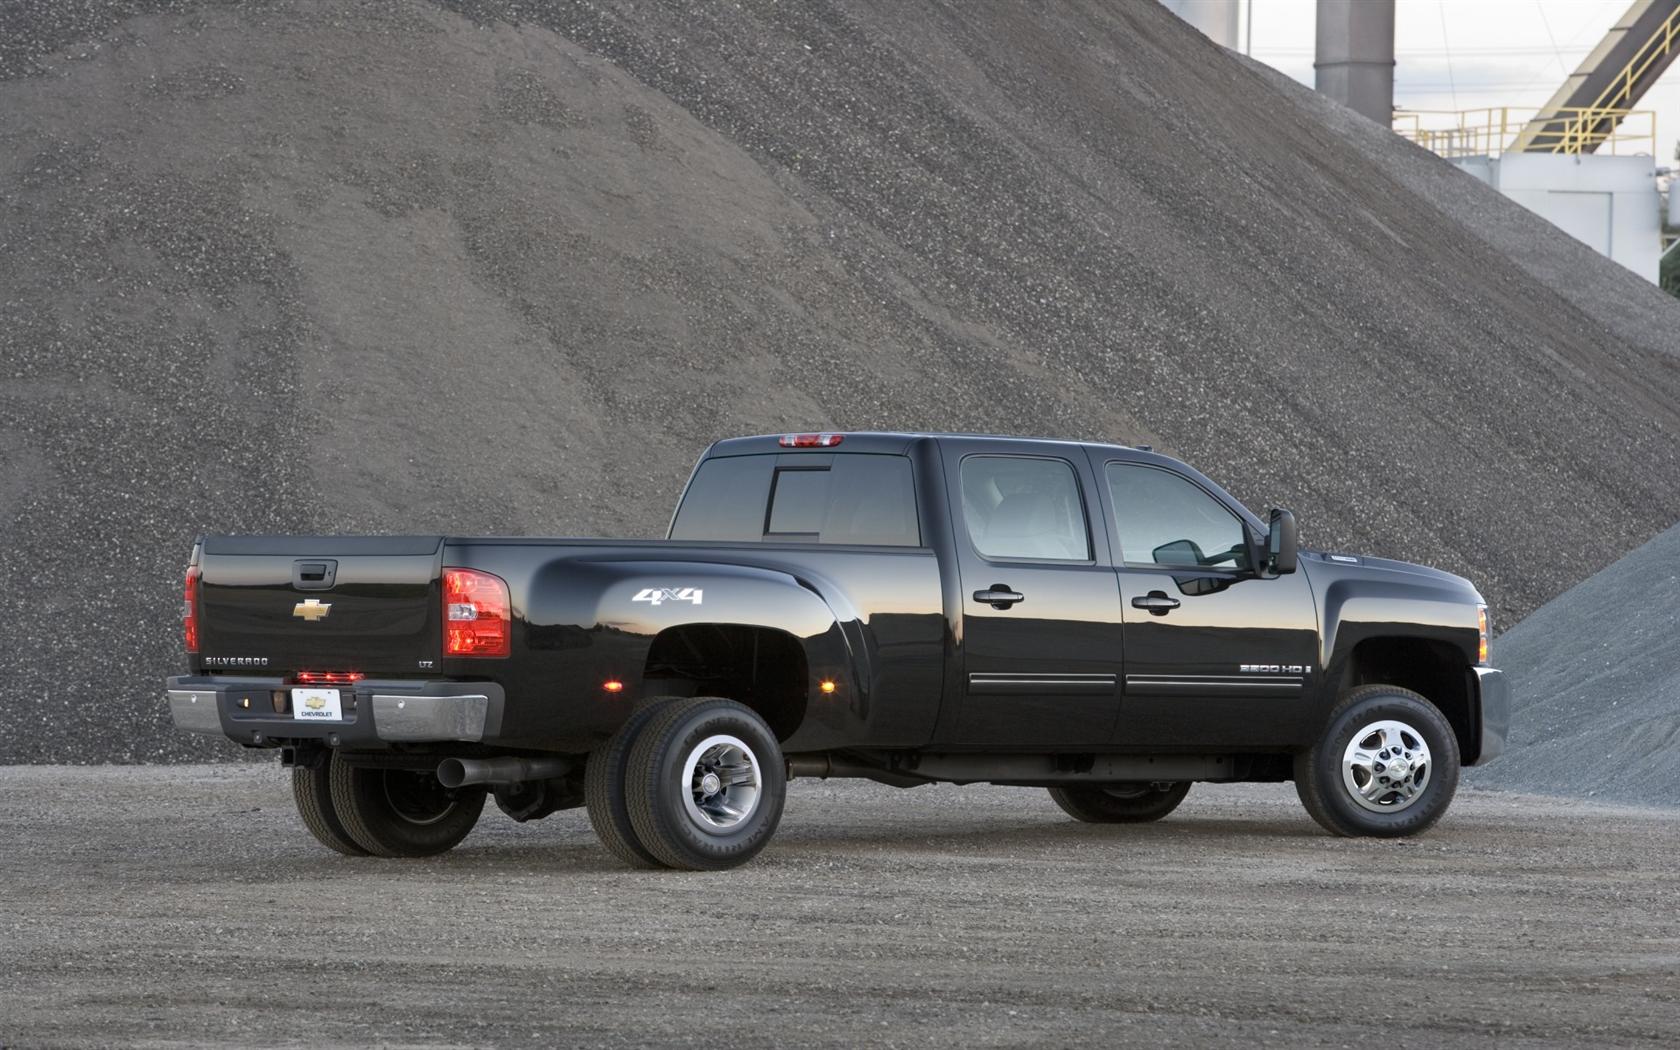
1107, 463, 1250, 571
961, 456, 1090, 561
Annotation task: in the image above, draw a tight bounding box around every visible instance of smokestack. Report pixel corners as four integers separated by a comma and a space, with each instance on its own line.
1315, 0, 1396, 124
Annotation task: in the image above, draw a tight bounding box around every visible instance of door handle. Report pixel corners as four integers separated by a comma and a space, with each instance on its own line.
973, 585, 1025, 610
1131, 591, 1180, 615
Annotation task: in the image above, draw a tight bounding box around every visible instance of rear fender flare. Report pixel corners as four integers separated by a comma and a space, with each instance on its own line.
527, 558, 857, 700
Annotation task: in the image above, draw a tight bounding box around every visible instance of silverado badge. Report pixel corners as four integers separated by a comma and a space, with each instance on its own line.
292, 598, 333, 622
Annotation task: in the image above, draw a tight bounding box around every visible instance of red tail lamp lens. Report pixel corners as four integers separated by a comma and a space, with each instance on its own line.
444, 568, 511, 658
183, 566, 201, 654
778, 433, 844, 448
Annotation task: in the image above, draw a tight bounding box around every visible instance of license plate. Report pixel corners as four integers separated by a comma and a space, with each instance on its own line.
291, 688, 343, 722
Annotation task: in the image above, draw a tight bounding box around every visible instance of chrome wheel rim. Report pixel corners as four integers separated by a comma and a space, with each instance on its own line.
1341, 719, 1432, 814
680, 734, 761, 832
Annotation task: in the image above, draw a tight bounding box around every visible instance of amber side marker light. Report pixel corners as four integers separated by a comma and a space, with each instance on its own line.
603, 680, 625, 694
819, 679, 838, 695
1477, 605, 1490, 665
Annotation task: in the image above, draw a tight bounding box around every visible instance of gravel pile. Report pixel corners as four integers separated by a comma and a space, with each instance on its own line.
1468, 522, 1680, 807
2, 0, 1677, 762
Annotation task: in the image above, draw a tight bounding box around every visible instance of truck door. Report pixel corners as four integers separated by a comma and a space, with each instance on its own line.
941, 441, 1126, 747
1094, 456, 1320, 747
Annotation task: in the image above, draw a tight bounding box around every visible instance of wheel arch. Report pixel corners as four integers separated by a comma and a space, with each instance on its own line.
641, 623, 817, 741
1332, 635, 1481, 762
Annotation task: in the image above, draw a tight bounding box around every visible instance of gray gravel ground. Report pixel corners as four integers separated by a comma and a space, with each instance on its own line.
1469, 522, 1680, 808
4, 0, 1680, 763
2, 764, 1678, 1048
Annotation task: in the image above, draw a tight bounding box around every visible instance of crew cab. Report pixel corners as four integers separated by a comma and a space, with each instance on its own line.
169, 432, 1509, 869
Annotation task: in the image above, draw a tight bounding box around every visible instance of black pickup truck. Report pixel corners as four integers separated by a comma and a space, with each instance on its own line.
169, 432, 1508, 869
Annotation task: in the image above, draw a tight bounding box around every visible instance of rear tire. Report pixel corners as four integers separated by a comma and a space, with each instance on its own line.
625, 697, 786, 871
584, 697, 682, 868
327, 753, 487, 858
1049, 781, 1191, 823
291, 760, 368, 856
1295, 684, 1460, 838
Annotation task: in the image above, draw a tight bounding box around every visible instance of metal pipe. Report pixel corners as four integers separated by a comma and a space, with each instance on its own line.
436, 755, 573, 788
1315, 0, 1395, 124
786, 755, 929, 789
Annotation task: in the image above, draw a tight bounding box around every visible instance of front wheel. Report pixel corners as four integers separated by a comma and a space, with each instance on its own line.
1295, 685, 1460, 838
625, 697, 786, 871
1049, 781, 1191, 823
328, 753, 487, 857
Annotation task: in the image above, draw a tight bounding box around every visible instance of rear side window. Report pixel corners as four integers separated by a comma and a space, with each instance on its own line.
960, 456, 1090, 561
671, 454, 920, 546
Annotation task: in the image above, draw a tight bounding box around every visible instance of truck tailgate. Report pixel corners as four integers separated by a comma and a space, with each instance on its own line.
195, 535, 443, 676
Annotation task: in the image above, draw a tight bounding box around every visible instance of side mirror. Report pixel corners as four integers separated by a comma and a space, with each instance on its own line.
1267, 508, 1299, 575
1151, 538, 1206, 568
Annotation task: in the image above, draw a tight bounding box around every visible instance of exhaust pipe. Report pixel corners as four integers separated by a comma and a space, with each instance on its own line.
436, 755, 573, 789
787, 754, 928, 789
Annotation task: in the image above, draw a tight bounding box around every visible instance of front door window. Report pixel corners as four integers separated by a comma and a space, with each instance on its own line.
1106, 463, 1250, 573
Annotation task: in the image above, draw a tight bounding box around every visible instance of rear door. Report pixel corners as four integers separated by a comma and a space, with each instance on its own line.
941, 440, 1125, 747
1093, 457, 1319, 747
195, 535, 443, 677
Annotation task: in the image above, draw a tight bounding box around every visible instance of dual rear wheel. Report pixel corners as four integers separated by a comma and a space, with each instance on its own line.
287, 696, 784, 868
291, 756, 486, 858
586, 696, 787, 871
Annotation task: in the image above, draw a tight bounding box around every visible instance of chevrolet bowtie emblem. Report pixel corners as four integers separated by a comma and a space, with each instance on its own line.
293, 598, 332, 622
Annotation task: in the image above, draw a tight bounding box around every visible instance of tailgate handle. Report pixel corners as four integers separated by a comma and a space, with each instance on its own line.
293, 560, 338, 591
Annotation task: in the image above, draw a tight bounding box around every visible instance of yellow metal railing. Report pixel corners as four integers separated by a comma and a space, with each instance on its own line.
1553, 2, 1680, 153
1393, 106, 1656, 160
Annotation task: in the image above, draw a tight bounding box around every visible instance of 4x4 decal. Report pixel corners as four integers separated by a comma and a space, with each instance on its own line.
632, 587, 704, 606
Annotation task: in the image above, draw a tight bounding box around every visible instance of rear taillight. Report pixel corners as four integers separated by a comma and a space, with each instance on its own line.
183, 566, 201, 653
778, 433, 843, 448
444, 568, 511, 658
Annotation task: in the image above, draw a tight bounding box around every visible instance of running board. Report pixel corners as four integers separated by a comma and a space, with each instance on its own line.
788, 752, 1240, 785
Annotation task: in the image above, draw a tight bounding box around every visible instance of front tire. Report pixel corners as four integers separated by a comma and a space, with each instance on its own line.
328, 753, 487, 857
1295, 684, 1460, 838
1049, 781, 1191, 823
625, 697, 786, 871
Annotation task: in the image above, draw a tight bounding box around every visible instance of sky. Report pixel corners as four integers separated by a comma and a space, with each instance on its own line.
1240, 0, 1680, 164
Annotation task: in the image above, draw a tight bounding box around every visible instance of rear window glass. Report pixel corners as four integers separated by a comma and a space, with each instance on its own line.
671, 454, 920, 546
767, 470, 829, 535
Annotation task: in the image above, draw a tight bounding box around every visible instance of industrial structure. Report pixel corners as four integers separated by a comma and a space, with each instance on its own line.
1160, 0, 1678, 284
1396, 0, 1678, 282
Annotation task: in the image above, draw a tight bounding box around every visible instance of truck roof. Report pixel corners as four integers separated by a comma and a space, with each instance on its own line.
707, 431, 1152, 457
